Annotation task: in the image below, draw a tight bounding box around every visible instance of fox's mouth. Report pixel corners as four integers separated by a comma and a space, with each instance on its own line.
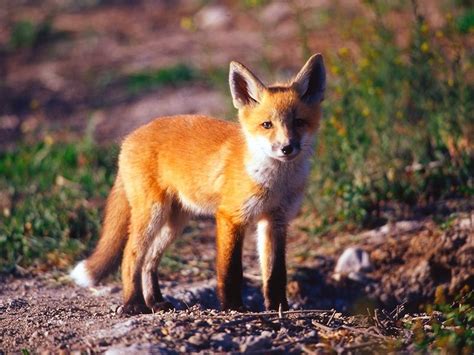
274, 152, 300, 162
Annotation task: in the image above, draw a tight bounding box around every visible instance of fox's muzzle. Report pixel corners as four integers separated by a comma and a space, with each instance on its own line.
273, 139, 301, 160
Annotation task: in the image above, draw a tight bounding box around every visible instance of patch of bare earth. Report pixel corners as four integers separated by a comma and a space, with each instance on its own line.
1, 212, 472, 352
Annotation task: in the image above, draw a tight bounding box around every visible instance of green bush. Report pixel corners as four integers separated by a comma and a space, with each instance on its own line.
8, 17, 69, 51
456, 8, 474, 34
409, 289, 474, 353
306, 2, 473, 228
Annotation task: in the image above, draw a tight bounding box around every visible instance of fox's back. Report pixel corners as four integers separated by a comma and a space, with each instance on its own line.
119, 115, 247, 214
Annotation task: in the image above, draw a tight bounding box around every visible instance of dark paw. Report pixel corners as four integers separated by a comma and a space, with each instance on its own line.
221, 301, 246, 312
151, 301, 174, 313
265, 299, 289, 312
116, 302, 151, 315
235, 305, 249, 312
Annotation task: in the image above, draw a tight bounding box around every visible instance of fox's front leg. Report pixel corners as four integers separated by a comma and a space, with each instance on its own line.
215, 210, 245, 310
257, 214, 289, 311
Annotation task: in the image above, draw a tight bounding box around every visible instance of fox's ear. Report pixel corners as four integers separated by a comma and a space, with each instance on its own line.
229, 61, 266, 109
293, 53, 326, 104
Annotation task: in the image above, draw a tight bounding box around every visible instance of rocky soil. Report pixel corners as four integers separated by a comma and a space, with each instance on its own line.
1, 211, 472, 353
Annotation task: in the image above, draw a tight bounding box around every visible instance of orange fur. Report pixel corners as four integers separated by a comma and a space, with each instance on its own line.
70, 54, 326, 313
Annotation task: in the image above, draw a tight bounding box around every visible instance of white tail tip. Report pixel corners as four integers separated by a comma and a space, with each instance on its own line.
70, 260, 95, 287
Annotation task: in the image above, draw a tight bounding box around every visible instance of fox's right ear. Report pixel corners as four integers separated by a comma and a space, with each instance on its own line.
229, 61, 266, 109
293, 53, 326, 104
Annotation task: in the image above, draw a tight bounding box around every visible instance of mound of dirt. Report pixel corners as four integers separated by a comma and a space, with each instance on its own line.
289, 212, 473, 313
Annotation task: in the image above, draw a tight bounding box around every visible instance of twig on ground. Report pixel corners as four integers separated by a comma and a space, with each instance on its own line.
406, 315, 432, 321
327, 309, 337, 326
343, 340, 381, 350
341, 325, 390, 340
216, 309, 331, 331
301, 344, 316, 354
312, 319, 335, 333
239, 309, 329, 317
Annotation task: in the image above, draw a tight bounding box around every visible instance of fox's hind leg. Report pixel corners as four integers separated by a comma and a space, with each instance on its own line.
141, 201, 189, 312
121, 200, 170, 315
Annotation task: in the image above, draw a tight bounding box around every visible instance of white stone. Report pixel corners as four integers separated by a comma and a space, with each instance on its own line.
334, 247, 371, 281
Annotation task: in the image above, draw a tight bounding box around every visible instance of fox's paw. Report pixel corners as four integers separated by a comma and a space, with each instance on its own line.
234, 305, 249, 313
116, 302, 151, 316
265, 299, 289, 312
221, 302, 247, 312
150, 301, 174, 313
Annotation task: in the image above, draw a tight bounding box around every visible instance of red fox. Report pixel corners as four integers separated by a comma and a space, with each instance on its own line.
70, 54, 326, 314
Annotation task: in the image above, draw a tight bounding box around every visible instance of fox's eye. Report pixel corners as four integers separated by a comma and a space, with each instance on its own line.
261, 121, 273, 129
295, 119, 306, 127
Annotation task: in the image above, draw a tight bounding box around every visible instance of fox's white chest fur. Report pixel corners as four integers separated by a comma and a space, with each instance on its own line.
242, 146, 312, 222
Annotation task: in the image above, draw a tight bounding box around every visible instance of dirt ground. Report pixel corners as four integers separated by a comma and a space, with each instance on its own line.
1, 1, 473, 353
1, 210, 472, 352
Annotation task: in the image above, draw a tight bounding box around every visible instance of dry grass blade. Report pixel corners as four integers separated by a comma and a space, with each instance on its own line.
327, 309, 337, 326
312, 319, 335, 333
343, 340, 381, 350
341, 325, 391, 340
240, 309, 330, 317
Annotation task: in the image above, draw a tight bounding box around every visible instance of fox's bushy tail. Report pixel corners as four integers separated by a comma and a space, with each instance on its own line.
70, 174, 130, 287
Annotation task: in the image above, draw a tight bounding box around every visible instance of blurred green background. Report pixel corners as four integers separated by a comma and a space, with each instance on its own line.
0, 0, 472, 272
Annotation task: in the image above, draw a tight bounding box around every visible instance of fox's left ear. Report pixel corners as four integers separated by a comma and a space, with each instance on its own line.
293, 53, 326, 104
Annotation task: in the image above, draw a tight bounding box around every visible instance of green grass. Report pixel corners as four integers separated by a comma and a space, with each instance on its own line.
8, 17, 70, 51
407, 289, 474, 353
0, 139, 190, 274
126, 63, 198, 94
0, 140, 117, 271
305, 2, 473, 228
456, 8, 474, 34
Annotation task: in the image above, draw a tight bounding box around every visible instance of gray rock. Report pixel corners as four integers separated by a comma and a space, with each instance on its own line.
240, 330, 273, 352
361, 220, 423, 243
260, 1, 291, 25
334, 247, 372, 281
187, 333, 208, 347
210, 332, 236, 351
8, 298, 29, 309
195, 5, 231, 30
106, 343, 172, 355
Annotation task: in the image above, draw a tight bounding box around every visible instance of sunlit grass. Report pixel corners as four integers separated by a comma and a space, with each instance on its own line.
0, 140, 117, 271
306, 2, 473, 228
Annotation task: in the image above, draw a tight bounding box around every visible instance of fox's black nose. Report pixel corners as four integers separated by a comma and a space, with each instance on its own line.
281, 145, 294, 156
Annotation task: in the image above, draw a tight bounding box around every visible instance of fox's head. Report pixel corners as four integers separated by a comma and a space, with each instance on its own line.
229, 54, 326, 162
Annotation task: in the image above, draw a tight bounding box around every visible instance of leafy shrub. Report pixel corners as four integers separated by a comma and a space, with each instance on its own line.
456, 8, 474, 33
9, 21, 38, 49
8, 17, 69, 51
410, 289, 474, 353
306, 1, 473, 228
